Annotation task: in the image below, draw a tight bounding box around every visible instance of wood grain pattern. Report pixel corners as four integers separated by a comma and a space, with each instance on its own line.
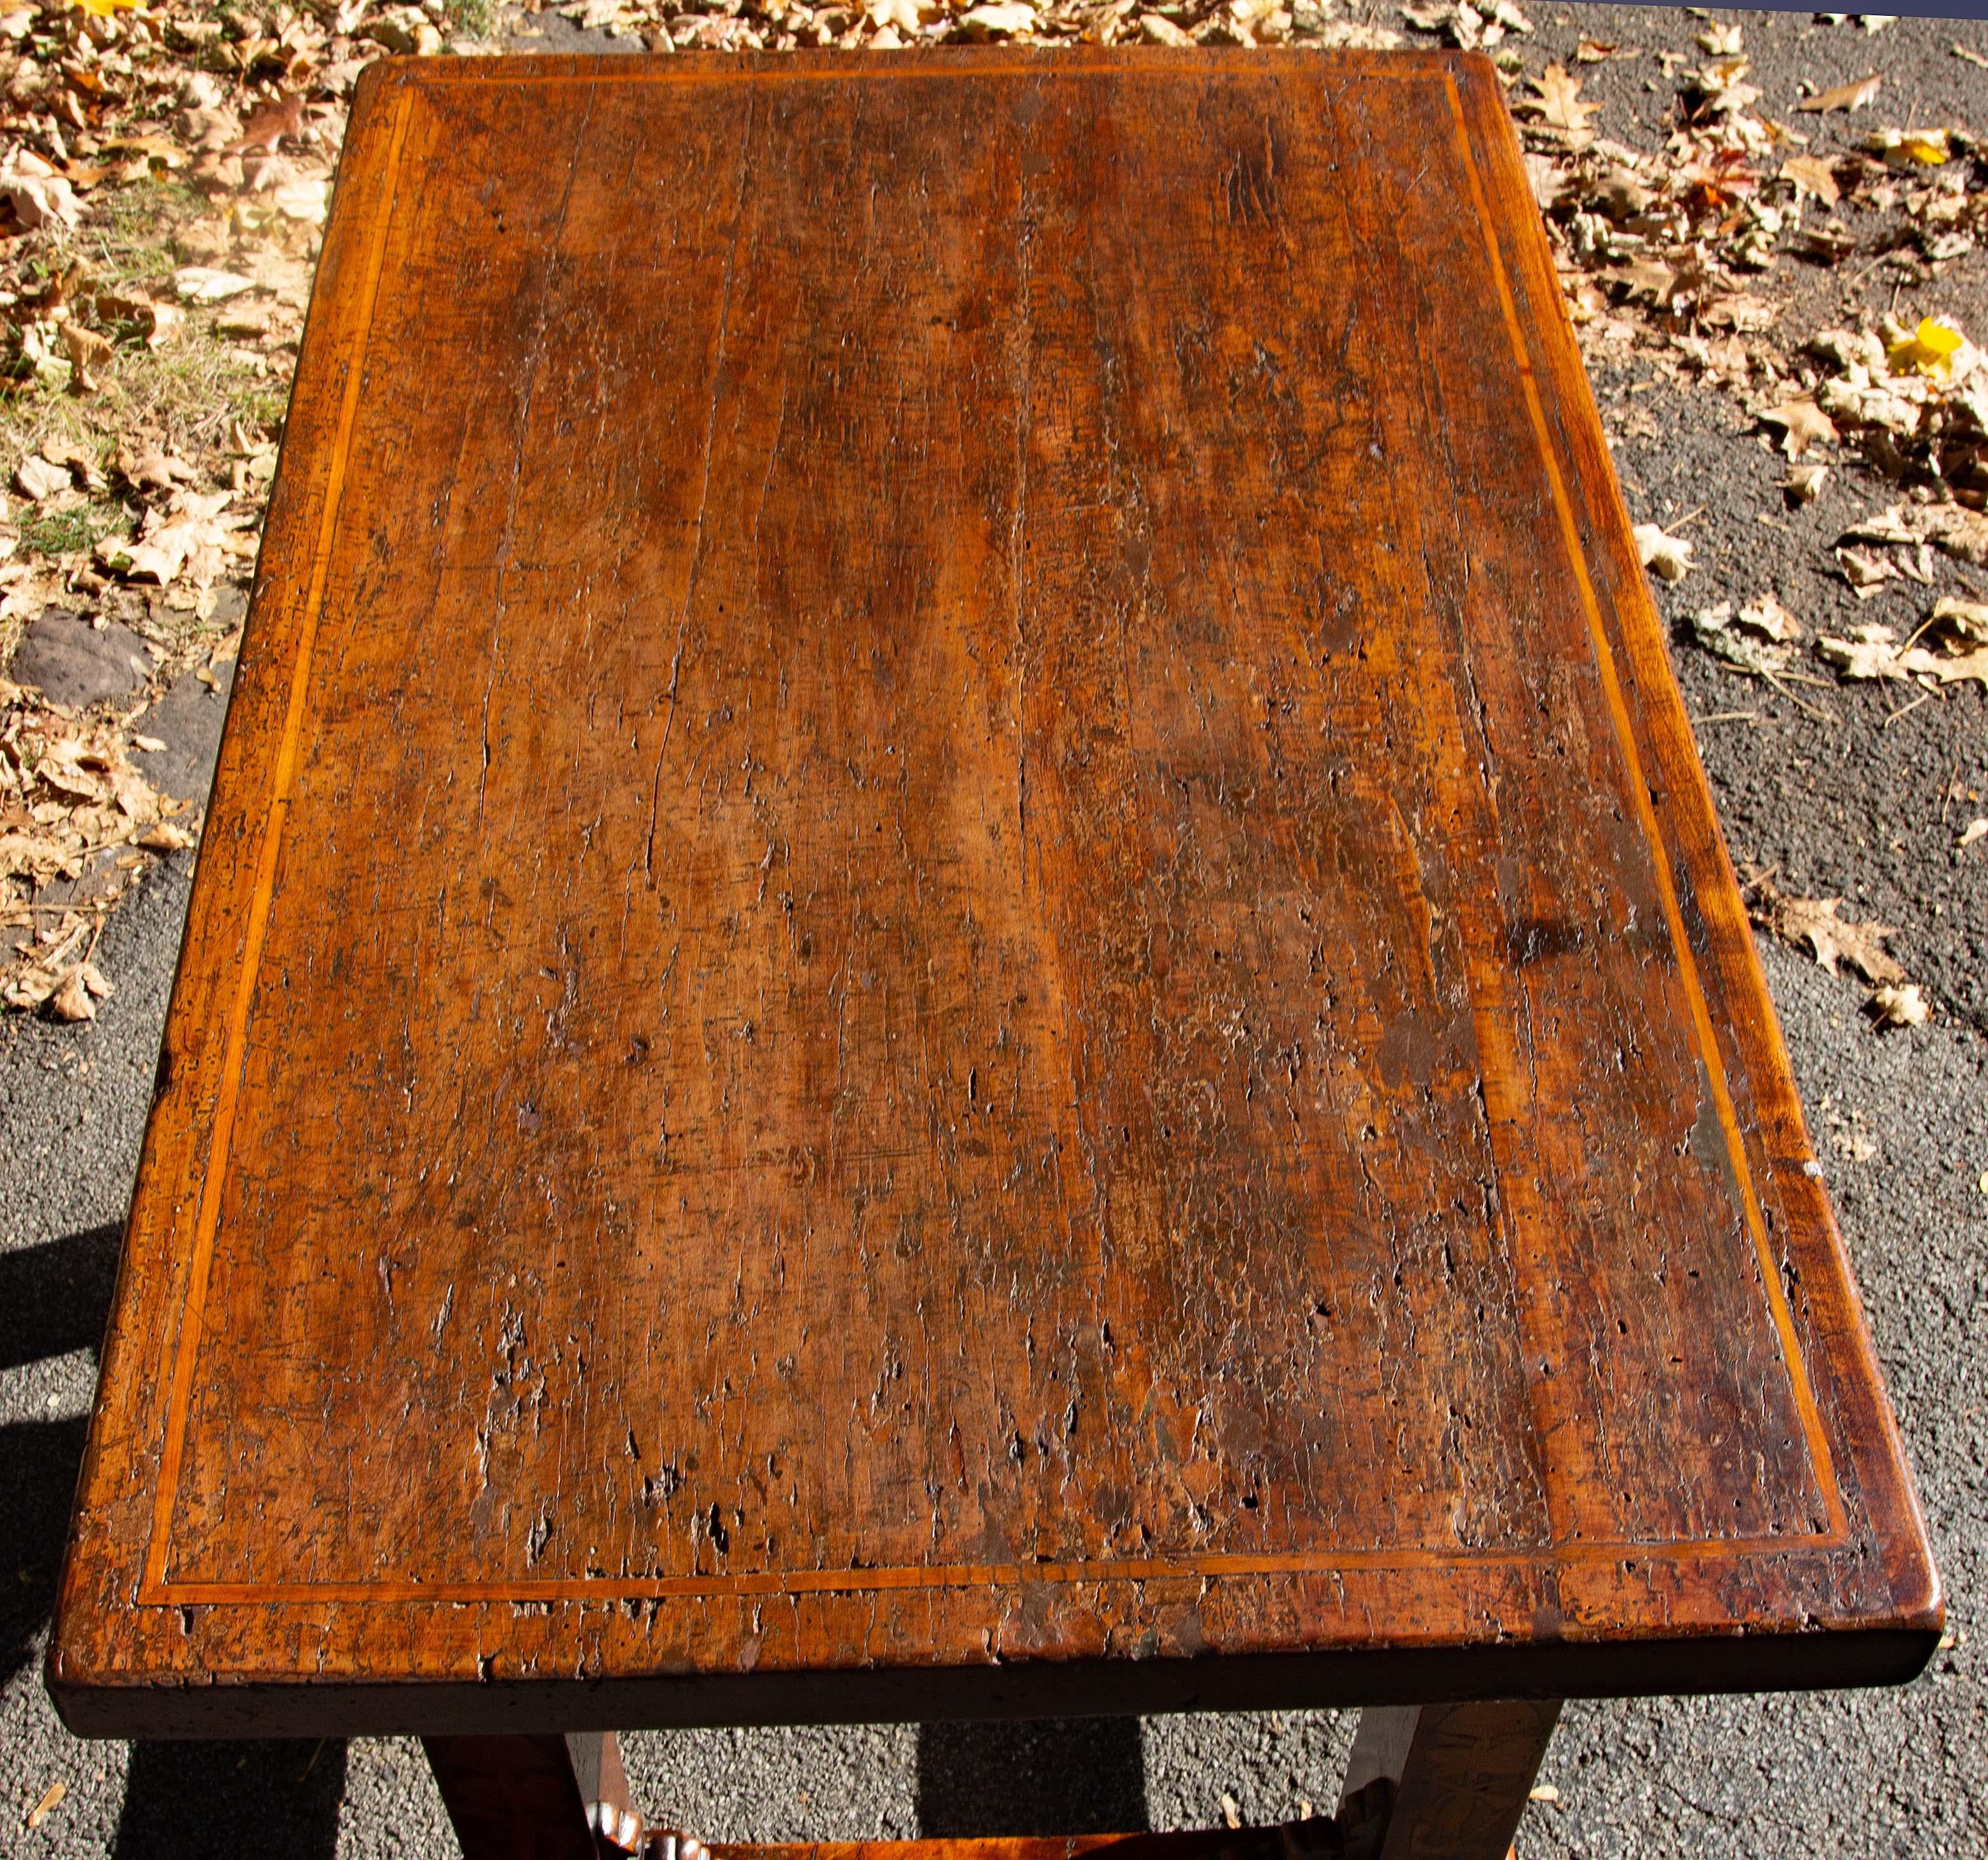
50, 48, 1938, 1737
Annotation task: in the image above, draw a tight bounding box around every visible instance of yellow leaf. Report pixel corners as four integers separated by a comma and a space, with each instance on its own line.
1899, 128, 1949, 165
72, 0, 140, 14
1888, 317, 1965, 379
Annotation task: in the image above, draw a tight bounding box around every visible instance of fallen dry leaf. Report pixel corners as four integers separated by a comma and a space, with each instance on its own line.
1602, 258, 1677, 304
25, 1780, 65, 1830
14, 455, 69, 501
1931, 595, 1988, 642
1956, 817, 1988, 849
1761, 398, 1838, 458
1594, 168, 1655, 220
1700, 292, 1777, 334
1868, 126, 1951, 168
1525, 64, 1602, 137
952, 1, 1035, 36
0, 150, 79, 229
1780, 153, 1841, 205
1633, 522, 1695, 581
60, 323, 112, 393
1690, 601, 1795, 674
1816, 621, 1988, 685
1524, 152, 1569, 210
47, 963, 110, 1022
1843, 500, 1988, 565
1886, 316, 1966, 379
1836, 547, 1895, 595
1870, 982, 1929, 1028
173, 266, 257, 304
1910, 645, 1988, 687
118, 448, 198, 495
1800, 72, 1881, 113
1818, 621, 1908, 677
1750, 882, 1905, 986
225, 90, 306, 155
1782, 462, 1830, 502
271, 176, 330, 225
1740, 593, 1802, 642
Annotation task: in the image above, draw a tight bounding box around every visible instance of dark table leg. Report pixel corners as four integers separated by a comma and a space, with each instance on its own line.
423, 1733, 621, 1859
1337, 1701, 1562, 1860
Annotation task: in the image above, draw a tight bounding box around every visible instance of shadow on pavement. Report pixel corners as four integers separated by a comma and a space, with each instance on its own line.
0, 1414, 88, 1693
113, 1739, 351, 1857
0, 1222, 122, 1372
916, 1719, 1148, 1836
1, 1222, 125, 1688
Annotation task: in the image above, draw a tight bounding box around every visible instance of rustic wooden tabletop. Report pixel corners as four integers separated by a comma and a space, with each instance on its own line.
51, 51, 1935, 1777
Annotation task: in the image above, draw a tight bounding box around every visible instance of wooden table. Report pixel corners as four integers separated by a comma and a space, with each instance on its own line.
51, 47, 1940, 1860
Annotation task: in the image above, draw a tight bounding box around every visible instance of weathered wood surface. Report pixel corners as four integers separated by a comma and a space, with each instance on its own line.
51, 48, 1939, 1737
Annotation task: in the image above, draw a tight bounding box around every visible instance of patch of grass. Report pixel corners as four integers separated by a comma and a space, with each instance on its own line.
445, 0, 496, 39
87, 177, 207, 290
234, 384, 290, 435
15, 499, 134, 560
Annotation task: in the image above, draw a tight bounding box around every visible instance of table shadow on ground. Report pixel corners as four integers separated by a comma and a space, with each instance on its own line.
112, 1739, 351, 1858
916, 1720, 1149, 1837
1, 1223, 123, 1695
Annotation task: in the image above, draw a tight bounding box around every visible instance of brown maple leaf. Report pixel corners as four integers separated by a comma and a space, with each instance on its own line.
225, 92, 306, 157
1748, 881, 1905, 986
1524, 64, 1602, 136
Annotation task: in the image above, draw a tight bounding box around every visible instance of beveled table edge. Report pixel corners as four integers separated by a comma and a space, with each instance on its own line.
51, 1624, 1942, 1740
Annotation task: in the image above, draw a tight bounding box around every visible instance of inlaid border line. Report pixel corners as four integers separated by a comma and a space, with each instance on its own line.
1441, 70, 1848, 1540
147, 1528, 1857, 1606
140, 67, 1846, 1607
139, 81, 419, 1601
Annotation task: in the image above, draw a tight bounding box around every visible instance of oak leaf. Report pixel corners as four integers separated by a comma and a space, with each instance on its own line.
1751, 884, 1905, 986
1525, 64, 1600, 136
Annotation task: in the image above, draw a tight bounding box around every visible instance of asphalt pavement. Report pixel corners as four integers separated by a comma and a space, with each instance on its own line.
4, 6, 1986, 1857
